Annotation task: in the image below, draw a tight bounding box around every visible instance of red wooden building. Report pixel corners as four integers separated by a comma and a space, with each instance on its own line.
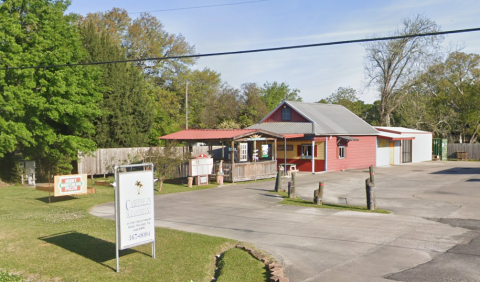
248, 101, 379, 173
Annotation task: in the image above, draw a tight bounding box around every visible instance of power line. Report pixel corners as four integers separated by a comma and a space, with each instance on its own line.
128, 0, 273, 14
1, 27, 480, 71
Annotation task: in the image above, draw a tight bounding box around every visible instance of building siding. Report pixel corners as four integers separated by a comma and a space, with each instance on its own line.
412, 133, 433, 163
327, 136, 376, 171
277, 141, 325, 172
263, 105, 309, 122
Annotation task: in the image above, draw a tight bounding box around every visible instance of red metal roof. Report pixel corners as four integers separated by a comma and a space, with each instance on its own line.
159, 129, 260, 140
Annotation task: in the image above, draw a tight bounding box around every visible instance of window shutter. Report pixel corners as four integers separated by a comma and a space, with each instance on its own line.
297, 145, 302, 156
314, 145, 318, 157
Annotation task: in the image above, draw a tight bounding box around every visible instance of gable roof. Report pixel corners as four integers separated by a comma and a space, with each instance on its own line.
250, 101, 379, 135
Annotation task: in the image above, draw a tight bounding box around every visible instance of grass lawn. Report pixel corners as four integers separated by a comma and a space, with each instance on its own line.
273, 191, 391, 214
216, 248, 269, 282
0, 183, 268, 282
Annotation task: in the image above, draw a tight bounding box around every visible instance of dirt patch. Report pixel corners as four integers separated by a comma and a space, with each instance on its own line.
0, 179, 10, 188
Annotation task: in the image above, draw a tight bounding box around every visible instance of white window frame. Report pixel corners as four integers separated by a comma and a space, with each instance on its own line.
339, 146, 346, 159
240, 143, 248, 162
282, 108, 291, 121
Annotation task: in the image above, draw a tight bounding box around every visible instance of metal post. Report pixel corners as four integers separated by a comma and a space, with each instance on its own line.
151, 164, 156, 259
284, 137, 287, 172
114, 166, 120, 272
311, 140, 315, 173
185, 82, 189, 130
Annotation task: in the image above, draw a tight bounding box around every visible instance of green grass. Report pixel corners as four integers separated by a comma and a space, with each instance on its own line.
0, 271, 24, 282
89, 176, 220, 195
157, 182, 219, 195
273, 191, 391, 214
0, 183, 266, 282
216, 248, 269, 282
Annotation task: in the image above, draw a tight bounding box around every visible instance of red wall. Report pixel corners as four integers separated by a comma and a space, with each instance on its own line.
278, 159, 325, 172
326, 136, 376, 171
263, 106, 309, 122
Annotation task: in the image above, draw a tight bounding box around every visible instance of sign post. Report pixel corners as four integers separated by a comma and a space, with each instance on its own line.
114, 163, 156, 273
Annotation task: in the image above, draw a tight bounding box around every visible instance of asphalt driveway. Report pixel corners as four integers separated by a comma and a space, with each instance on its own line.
91, 161, 480, 282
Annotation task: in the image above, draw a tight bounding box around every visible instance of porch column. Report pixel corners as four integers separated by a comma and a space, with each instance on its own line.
273, 139, 277, 160
312, 140, 315, 173
231, 141, 235, 183
325, 137, 328, 172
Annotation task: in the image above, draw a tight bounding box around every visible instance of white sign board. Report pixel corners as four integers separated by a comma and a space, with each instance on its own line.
117, 170, 155, 250
189, 158, 214, 176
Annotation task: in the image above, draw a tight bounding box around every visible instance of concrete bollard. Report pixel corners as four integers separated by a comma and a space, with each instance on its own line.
187, 177, 193, 188
318, 182, 324, 205
365, 178, 375, 210
292, 171, 296, 190
288, 182, 295, 198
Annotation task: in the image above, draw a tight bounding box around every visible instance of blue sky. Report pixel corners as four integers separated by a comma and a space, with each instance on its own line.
67, 0, 480, 103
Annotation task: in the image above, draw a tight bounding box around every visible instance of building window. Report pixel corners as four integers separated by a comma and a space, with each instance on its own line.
240, 143, 248, 162
282, 108, 291, 121
301, 144, 312, 158
339, 146, 346, 159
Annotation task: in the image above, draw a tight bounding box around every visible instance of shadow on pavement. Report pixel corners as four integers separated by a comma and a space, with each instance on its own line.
430, 167, 480, 175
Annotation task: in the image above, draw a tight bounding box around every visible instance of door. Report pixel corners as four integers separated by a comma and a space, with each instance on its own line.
389, 142, 395, 165
402, 140, 412, 163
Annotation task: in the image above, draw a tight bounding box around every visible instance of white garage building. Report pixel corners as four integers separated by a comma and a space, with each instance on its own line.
375, 127, 433, 167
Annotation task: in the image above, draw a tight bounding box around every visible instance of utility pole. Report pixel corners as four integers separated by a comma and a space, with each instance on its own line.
186, 81, 189, 130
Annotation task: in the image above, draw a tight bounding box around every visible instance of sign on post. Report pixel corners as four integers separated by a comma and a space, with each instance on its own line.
114, 164, 156, 272
54, 174, 88, 197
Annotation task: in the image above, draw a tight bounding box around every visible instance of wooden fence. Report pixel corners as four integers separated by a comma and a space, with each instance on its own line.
447, 143, 480, 160
77, 147, 277, 182
77, 146, 218, 176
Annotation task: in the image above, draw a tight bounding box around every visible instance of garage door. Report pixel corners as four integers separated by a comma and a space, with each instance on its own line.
402, 140, 412, 163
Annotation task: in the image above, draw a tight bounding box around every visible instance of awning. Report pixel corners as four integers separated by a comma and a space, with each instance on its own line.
377, 132, 415, 141
338, 136, 360, 142
283, 134, 305, 139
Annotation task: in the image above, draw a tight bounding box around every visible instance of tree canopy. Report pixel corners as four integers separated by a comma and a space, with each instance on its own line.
0, 0, 102, 175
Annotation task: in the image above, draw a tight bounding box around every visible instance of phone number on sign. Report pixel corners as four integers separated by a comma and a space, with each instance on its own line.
129, 231, 151, 241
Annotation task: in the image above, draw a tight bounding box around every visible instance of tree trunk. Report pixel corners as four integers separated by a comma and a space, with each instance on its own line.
159, 180, 163, 192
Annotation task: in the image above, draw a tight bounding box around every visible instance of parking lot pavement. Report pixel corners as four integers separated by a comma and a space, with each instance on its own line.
91, 161, 480, 282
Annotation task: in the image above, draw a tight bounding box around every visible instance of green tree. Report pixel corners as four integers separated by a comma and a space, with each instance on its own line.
238, 83, 269, 127
0, 0, 102, 177
80, 22, 154, 148
405, 52, 480, 142
148, 143, 188, 191
260, 81, 302, 111
80, 8, 196, 83
317, 87, 364, 116
363, 14, 443, 126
